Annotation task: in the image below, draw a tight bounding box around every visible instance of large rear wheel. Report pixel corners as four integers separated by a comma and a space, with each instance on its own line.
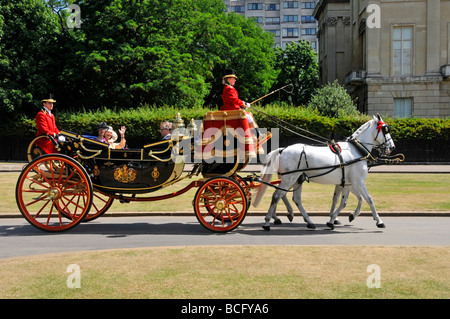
193, 176, 248, 232
83, 191, 114, 222
16, 154, 93, 232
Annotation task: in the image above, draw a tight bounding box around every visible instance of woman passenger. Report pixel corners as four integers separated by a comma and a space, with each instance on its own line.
105, 126, 127, 149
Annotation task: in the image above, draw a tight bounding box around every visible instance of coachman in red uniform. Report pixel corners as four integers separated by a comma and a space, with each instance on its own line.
35, 94, 60, 154
220, 70, 264, 153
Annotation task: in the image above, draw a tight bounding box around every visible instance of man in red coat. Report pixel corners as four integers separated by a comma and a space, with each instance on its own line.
220, 70, 264, 153
35, 94, 60, 154
220, 70, 249, 111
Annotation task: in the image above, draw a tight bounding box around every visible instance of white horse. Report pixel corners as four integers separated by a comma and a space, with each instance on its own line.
252, 114, 395, 231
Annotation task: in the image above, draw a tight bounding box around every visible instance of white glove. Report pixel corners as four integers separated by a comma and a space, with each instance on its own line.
244, 102, 251, 109
57, 135, 66, 143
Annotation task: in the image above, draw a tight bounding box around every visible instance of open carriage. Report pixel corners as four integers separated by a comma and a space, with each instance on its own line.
16, 110, 271, 233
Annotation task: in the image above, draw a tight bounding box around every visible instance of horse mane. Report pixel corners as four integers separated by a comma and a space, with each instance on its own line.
350, 119, 375, 139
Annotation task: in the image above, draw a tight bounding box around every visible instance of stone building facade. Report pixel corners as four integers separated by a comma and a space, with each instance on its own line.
314, 0, 450, 118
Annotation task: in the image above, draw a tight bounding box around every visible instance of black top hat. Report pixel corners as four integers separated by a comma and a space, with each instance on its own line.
96, 122, 109, 130
41, 93, 56, 103
223, 69, 237, 79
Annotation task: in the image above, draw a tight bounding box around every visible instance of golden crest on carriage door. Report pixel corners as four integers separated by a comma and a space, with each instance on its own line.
114, 165, 137, 183
151, 167, 160, 181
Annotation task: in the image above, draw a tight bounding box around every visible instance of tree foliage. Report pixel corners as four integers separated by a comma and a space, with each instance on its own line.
269, 40, 318, 106
308, 80, 359, 118
0, 0, 62, 117
0, 0, 315, 119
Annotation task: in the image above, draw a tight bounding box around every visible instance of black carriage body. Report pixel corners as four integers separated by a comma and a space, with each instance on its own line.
59, 130, 186, 195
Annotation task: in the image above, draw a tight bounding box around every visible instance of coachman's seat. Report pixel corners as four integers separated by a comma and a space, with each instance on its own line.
195, 109, 257, 177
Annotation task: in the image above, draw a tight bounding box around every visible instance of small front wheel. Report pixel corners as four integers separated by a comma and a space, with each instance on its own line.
193, 176, 248, 232
16, 154, 93, 232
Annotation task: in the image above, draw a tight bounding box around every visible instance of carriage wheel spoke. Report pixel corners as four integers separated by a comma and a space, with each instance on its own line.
16, 154, 93, 232
194, 177, 247, 232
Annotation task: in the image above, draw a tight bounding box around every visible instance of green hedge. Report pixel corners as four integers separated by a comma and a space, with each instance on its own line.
4, 105, 450, 141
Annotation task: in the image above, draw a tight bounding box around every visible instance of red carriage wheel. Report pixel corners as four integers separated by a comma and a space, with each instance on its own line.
15, 154, 93, 232
193, 176, 248, 232
58, 190, 113, 222
83, 192, 114, 222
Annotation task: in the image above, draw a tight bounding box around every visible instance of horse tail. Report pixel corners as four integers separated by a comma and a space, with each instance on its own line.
252, 148, 282, 207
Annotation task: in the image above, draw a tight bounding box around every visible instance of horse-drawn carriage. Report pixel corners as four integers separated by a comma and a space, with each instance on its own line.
16, 107, 404, 233
16, 109, 270, 233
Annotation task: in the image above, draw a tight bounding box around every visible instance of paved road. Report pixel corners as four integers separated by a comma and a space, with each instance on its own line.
1, 216, 448, 258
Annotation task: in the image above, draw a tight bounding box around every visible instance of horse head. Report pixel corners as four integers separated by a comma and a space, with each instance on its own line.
372, 114, 395, 155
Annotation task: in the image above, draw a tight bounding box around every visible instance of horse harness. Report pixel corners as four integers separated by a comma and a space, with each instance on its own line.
277, 121, 396, 187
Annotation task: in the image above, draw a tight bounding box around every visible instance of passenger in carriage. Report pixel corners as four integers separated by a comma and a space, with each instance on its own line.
160, 121, 173, 140
220, 69, 263, 153
94, 121, 109, 142
105, 125, 127, 149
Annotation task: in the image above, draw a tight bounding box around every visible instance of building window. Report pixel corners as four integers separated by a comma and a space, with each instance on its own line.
251, 16, 264, 24
282, 28, 299, 38
268, 29, 281, 37
266, 17, 281, 24
301, 28, 316, 35
248, 3, 263, 10
266, 4, 280, 11
301, 15, 315, 24
230, 6, 245, 12
283, 15, 298, 22
283, 1, 298, 9
301, 2, 316, 9
393, 27, 413, 76
394, 98, 413, 118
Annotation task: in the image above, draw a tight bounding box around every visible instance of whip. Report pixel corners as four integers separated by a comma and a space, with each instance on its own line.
249, 84, 294, 105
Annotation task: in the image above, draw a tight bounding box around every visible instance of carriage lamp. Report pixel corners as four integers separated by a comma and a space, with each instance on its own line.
173, 113, 187, 139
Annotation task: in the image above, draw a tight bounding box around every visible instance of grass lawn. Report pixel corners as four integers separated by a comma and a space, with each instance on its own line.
2, 171, 449, 215
0, 246, 448, 299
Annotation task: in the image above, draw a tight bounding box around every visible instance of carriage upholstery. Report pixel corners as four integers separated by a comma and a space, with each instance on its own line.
194, 109, 256, 161
194, 109, 256, 177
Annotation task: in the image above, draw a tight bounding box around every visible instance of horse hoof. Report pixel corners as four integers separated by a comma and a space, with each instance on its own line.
377, 223, 386, 228
349, 214, 354, 222
262, 225, 271, 231
326, 222, 335, 230
274, 219, 282, 225
287, 215, 294, 222
307, 223, 316, 230
334, 219, 342, 225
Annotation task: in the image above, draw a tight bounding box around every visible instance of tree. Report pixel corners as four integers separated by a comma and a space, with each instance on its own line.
1, 0, 278, 116
203, 12, 278, 107
59, 0, 277, 109
269, 40, 319, 106
0, 0, 62, 118
308, 80, 359, 118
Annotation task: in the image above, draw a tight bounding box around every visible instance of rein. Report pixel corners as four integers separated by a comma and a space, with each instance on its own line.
248, 105, 329, 145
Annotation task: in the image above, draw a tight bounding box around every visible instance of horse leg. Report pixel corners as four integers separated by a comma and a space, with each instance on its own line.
348, 190, 363, 223
352, 182, 385, 228
270, 194, 292, 226
291, 182, 316, 229
282, 194, 294, 222
262, 188, 286, 231
327, 187, 350, 230
329, 185, 344, 225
